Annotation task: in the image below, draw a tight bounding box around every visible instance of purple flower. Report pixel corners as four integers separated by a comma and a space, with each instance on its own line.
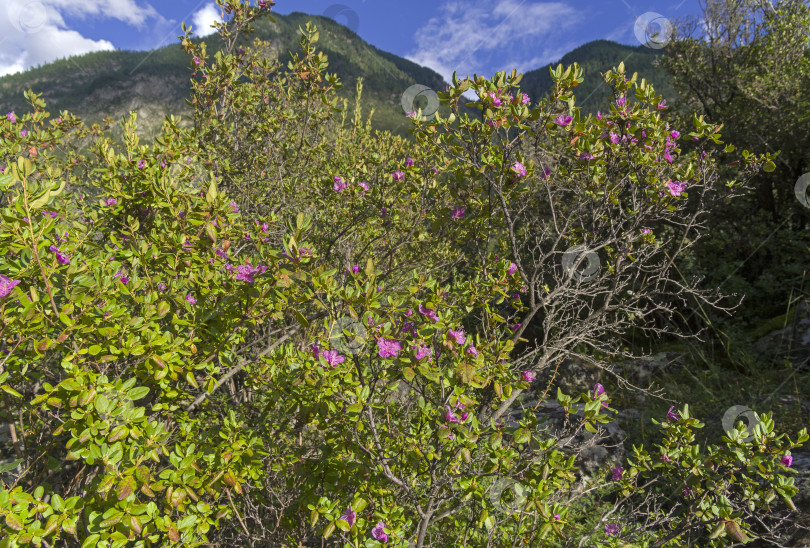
359, 181, 369, 191
609, 132, 620, 144
105, 197, 117, 206
553, 514, 561, 521
670, 130, 680, 140
414, 343, 432, 362
605, 523, 620, 536
451, 206, 466, 219
511, 162, 527, 178
229, 200, 239, 212
781, 454, 793, 467
321, 349, 345, 367
371, 521, 388, 543
658, 99, 667, 109
193, 57, 202, 66
339, 506, 355, 527
333, 178, 348, 192
6, 112, 16, 123
616, 96, 626, 108
137, 160, 146, 169
666, 406, 680, 421
446, 405, 460, 423
508, 262, 518, 275
20, 130, 27, 137
593, 383, 605, 397
521, 93, 530, 105
0, 275, 21, 298
683, 487, 692, 496
392, 171, 405, 181
553, 114, 573, 126
467, 345, 479, 356
231, 262, 267, 283
448, 328, 466, 344
642, 228, 651, 234
661, 453, 671, 462
523, 371, 536, 382
377, 338, 402, 358
596, 110, 602, 120
157, 283, 167, 292
541, 166, 551, 180
667, 180, 687, 197
348, 264, 360, 275
49, 245, 70, 264
611, 466, 624, 480
664, 151, 674, 163
406, 110, 416, 118
404, 157, 414, 166
215, 248, 227, 260
418, 304, 439, 322
185, 294, 197, 305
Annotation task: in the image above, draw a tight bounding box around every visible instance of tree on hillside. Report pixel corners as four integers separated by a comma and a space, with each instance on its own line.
658, 0, 810, 324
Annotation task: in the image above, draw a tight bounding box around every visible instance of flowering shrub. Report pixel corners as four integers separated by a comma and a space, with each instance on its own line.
0, 1, 804, 547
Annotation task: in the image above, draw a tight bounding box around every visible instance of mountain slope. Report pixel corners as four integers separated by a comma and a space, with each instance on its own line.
519, 40, 678, 113
0, 16, 678, 139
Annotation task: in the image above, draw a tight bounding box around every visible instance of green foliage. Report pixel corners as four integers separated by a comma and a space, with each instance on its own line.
0, 1, 804, 547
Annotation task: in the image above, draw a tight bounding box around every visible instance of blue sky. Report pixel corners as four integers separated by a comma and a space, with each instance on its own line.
0, 0, 702, 84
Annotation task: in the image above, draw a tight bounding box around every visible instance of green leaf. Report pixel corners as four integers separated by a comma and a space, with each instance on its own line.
81, 534, 100, 548
116, 476, 136, 501
4, 513, 24, 531
1, 385, 23, 398
294, 308, 308, 327
514, 428, 530, 444
206, 176, 218, 204
763, 160, 776, 172
126, 386, 149, 401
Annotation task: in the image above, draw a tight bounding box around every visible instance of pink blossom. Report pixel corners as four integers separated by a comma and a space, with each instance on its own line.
616, 96, 626, 108
523, 371, 536, 382
448, 328, 466, 344
508, 262, 518, 275
605, 523, 619, 536
418, 304, 438, 321
377, 338, 402, 358
446, 405, 460, 423
553, 114, 573, 126
609, 132, 620, 144
392, 171, 405, 181
541, 166, 551, 179
666, 406, 680, 421
451, 206, 466, 219
781, 454, 793, 467
414, 343, 432, 362
105, 197, 117, 206
6, 112, 16, 123
404, 157, 414, 166
667, 180, 687, 197
611, 466, 624, 480
371, 522, 388, 543
0, 275, 21, 298
467, 345, 479, 356
658, 99, 667, 109
553, 514, 561, 520
339, 506, 355, 527
321, 349, 345, 367
185, 294, 197, 305
511, 161, 527, 178
358, 181, 369, 191
642, 228, 651, 234
521, 93, 530, 104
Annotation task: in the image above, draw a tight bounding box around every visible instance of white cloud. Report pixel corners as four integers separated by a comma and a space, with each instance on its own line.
406, 0, 581, 98
0, 0, 157, 76
191, 4, 222, 38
